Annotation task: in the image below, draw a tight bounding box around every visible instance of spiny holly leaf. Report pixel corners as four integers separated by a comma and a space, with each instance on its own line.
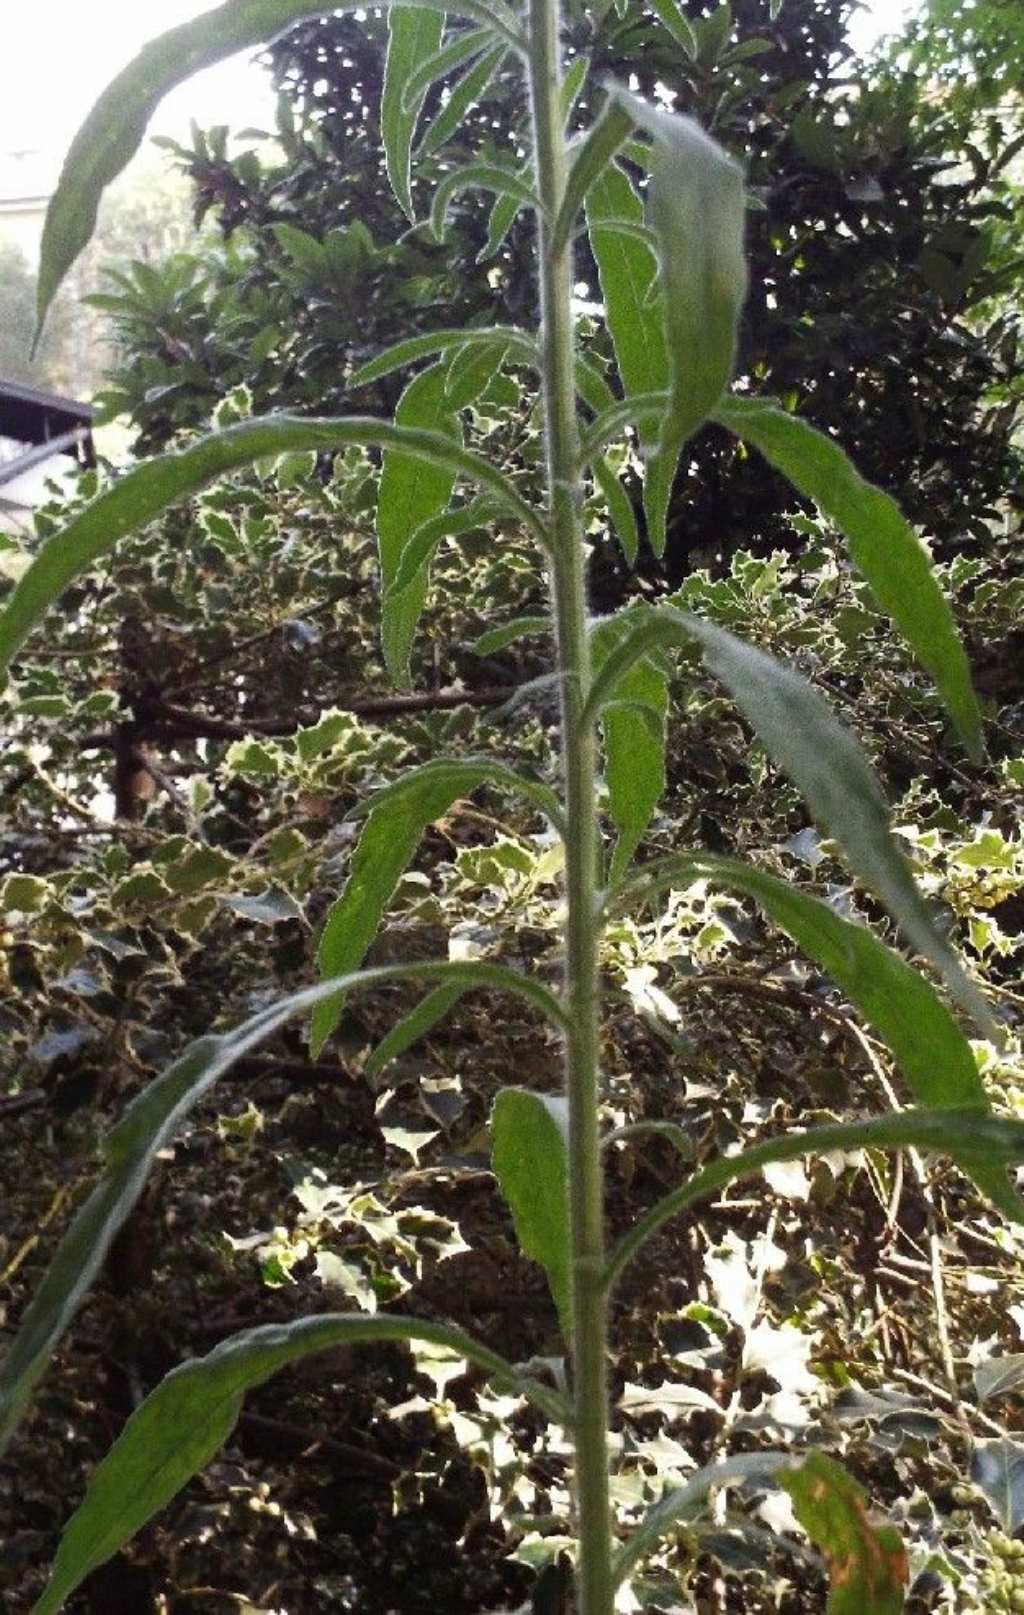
781, 1452, 908, 1615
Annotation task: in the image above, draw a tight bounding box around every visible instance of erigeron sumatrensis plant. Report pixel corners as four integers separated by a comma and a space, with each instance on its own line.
2, 1, 1023, 1610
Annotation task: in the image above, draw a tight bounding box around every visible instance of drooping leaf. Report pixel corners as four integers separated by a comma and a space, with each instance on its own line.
379, 363, 460, 680
715, 396, 984, 761
615, 852, 986, 1112
593, 456, 640, 566
610, 91, 748, 554
383, 7, 447, 218
0, 415, 541, 678
312, 758, 564, 1055
471, 615, 551, 655
605, 1109, 1024, 1294
478, 171, 530, 260
0, 963, 565, 1460
491, 1087, 571, 1337
613, 1451, 792, 1589
29, 1313, 566, 1615
551, 98, 636, 255
431, 162, 542, 243
349, 324, 536, 388
591, 613, 668, 882
365, 983, 466, 1076
971, 1440, 1024, 1534
584, 163, 669, 434
34, 0, 525, 337
780, 1452, 908, 1615
418, 43, 506, 159
390, 497, 502, 598
585, 604, 997, 1039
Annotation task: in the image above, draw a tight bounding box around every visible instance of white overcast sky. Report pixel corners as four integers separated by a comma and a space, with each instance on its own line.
1, 0, 919, 157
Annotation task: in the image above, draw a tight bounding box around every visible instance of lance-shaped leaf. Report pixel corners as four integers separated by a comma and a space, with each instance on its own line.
551, 97, 636, 255
431, 162, 542, 242
715, 395, 984, 761
610, 90, 748, 554
614, 852, 986, 1112
30, 1313, 567, 1615
605, 1108, 1024, 1294
585, 164, 669, 435
379, 363, 461, 681
401, 24, 495, 108
366, 982, 465, 1075
613, 1452, 792, 1588
584, 604, 997, 1039
312, 759, 564, 1055
0, 414, 542, 678
471, 614, 550, 655
34, 0, 525, 338
350, 325, 536, 388
593, 456, 640, 566
383, 7, 446, 219
389, 496, 503, 598
780, 1452, 908, 1615
492, 1088, 571, 1338
0, 962, 566, 1461
644, 0, 699, 56
418, 43, 506, 159
591, 612, 668, 882
444, 337, 509, 409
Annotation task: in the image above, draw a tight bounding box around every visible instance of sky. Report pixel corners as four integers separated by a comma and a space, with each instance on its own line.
2, 0, 921, 161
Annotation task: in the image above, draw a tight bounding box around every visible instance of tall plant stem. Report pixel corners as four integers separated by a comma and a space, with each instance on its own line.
527, 3, 612, 1612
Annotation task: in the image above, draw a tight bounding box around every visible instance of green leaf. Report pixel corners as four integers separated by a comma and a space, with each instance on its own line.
615, 852, 987, 1111
714, 396, 984, 761
34, 0, 525, 337
418, 43, 506, 159
605, 1108, 1024, 1294
0, 961, 564, 1463
272, 221, 327, 277
390, 497, 502, 598
491, 1088, 571, 1338
431, 162, 542, 243
971, 1440, 1024, 1535
560, 51, 591, 120
471, 615, 551, 655
584, 164, 669, 436
593, 456, 640, 566
586, 604, 997, 1039
613, 1452, 792, 1588
312, 758, 564, 1055
0, 415, 543, 678
591, 612, 668, 882
383, 7, 447, 219
349, 324, 536, 388
379, 363, 461, 682
645, 0, 699, 57
551, 98, 636, 256
780, 1452, 907, 1615
609, 92, 748, 554
365, 983, 465, 1076
444, 338, 509, 409
30, 1313, 567, 1615
400, 24, 495, 110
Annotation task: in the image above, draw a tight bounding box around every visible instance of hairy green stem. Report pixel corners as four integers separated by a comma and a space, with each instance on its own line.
527, 2, 612, 1611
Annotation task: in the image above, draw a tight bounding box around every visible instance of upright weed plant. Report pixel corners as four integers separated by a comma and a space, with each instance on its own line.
1, 2, 1022, 1610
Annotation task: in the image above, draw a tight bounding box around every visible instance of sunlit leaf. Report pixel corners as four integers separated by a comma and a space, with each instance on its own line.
30, 1313, 566, 1615
312, 758, 564, 1054
390, 497, 502, 598
0, 963, 565, 1461
591, 612, 667, 882
379, 363, 461, 681
586, 604, 997, 1038
34, 0, 524, 337
492, 1087, 571, 1337
780, 1452, 908, 1615
431, 162, 542, 243
0, 414, 542, 678
400, 23, 494, 110
609, 91, 748, 554
615, 852, 986, 1111
383, 7, 447, 218
716, 396, 984, 761
551, 98, 636, 255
